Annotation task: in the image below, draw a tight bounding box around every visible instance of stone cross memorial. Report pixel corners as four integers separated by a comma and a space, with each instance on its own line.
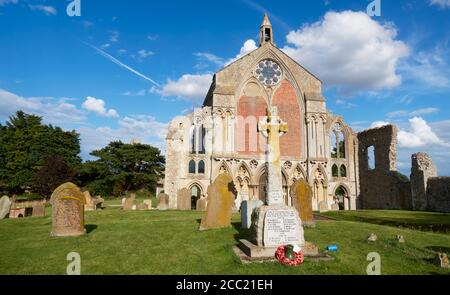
50, 183, 86, 237
239, 107, 316, 259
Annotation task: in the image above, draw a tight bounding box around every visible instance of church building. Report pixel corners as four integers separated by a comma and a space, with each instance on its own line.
164, 15, 359, 212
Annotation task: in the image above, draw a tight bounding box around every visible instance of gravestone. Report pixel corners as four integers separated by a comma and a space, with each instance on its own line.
330, 203, 339, 211
121, 198, 127, 206
0, 196, 12, 219
177, 188, 191, 211
157, 193, 169, 210
50, 183, 86, 237
196, 197, 207, 211
434, 252, 449, 269
367, 233, 378, 242
238, 107, 318, 260
199, 174, 236, 231
241, 200, 263, 229
290, 180, 314, 227
84, 191, 95, 211
123, 193, 136, 211
143, 199, 152, 209
319, 201, 329, 213
32, 203, 45, 217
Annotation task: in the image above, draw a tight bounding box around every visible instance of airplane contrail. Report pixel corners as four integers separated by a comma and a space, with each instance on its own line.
82, 41, 160, 87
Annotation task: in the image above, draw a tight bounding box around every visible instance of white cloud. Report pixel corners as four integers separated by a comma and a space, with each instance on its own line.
387, 108, 439, 118
0, 89, 85, 125
121, 89, 146, 96
226, 39, 258, 65
109, 31, 119, 43
147, 34, 159, 41
159, 74, 213, 103
282, 11, 409, 91
429, 0, 450, 8
82, 96, 119, 118
28, 4, 56, 16
0, 0, 18, 6
370, 121, 391, 128
138, 49, 155, 59
401, 45, 450, 88
79, 116, 167, 158
194, 52, 225, 67
370, 117, 449, 148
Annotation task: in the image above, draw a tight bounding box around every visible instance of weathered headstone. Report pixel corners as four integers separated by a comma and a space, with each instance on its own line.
123, 193, 136, 211
200, 174, 236, 230
157, 193, 169, 210
330, 203, 339, 211
32, 204, 45, 217
367, 233, 378, 242
290, 180, 314, 227
0, 196, 12, 219
50, 183, 86, 237
177, 188, 191, 211
196, 197, 207, 211
396, 235, 405, 243
434, 252, 450, 269
84, 191, 95, 211
121, 198, 127, 206
143, 199, 152, 210
319, 201, 329, 213
240, 200, 263, 229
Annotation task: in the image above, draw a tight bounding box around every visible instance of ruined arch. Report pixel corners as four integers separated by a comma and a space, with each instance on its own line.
188, 182, 204, 210
333, 183, 351, 211
214, 161, 232, 178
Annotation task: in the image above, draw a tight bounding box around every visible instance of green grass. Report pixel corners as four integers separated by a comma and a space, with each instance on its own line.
320, 210, 450, 233
0, 207, 449, 275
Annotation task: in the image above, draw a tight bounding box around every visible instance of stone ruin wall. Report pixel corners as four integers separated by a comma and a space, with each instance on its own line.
357, 125, 412, 210
411, 152, 450, 213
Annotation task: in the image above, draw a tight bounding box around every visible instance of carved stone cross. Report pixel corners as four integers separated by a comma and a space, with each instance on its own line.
258, 106, 288, 205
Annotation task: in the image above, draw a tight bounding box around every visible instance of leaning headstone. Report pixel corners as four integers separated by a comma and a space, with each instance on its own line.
84, 191, 95, 211
32, 203, 45, 217
177, 188, 191, 211
94, 196, 104, 210
331, 203, 339, 211
241, 200, 263, 229
200, 174, 236, 231
291, 180, 314, 227
319, 201, 329, 213
143, 199, 152, 210
0, 196, 12, 219
123, 193, 136, 211
434, 252, 450, 269
157, 193, 169, 210
50, 183, 86, 237
196, 197, 207, 211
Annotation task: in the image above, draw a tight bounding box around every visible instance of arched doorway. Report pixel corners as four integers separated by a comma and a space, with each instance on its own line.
334, 185, 349, 211
190, 185, 202, 210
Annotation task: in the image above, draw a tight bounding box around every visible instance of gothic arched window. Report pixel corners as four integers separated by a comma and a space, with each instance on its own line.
340, 165, 347, 177
332, 164, 339, 177
188, 160, 196, 174
198, 161, 205, 174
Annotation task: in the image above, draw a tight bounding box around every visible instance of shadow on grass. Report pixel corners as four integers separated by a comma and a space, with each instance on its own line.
85, 224, 98, 234
232, 222, 249, 242
425, 246, 450, 253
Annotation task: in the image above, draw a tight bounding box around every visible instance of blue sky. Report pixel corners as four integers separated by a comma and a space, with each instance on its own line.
0, 0, 449, 175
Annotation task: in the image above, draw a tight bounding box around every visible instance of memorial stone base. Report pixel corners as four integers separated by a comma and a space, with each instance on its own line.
236, 205, 320, 262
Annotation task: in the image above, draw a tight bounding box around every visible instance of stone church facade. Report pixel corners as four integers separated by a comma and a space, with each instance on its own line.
164, 15, 359, 211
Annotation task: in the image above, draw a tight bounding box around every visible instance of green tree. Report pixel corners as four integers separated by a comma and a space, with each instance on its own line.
32, 155, 76, 196
79, 141, 165, 197
0, 111, 81, 194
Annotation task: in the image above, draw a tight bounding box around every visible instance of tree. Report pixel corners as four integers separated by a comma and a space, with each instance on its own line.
0, 111, 81, 194
79, 141, 165, 197
32, 155, 76, 196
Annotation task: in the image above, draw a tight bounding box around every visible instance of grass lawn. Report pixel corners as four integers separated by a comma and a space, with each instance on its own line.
0, 206, 449, 275
320, 210, 450, 233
